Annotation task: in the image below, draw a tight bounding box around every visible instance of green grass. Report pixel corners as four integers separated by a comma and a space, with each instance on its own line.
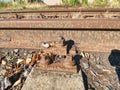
0, 2, 13, 9
0, 0, 120, 10
88, 0, 110, 8
82, 0, 88, 6
86, 0, 120, 8
62, 0, 80, 6
0, 2, 47, 10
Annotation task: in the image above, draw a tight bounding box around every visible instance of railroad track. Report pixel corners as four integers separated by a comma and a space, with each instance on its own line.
0, 8, 120, 29
0, 8, 120, 20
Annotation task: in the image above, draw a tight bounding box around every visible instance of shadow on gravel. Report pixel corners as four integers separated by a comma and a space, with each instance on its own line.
108, 49, 120, 84
72, 50, 89, 90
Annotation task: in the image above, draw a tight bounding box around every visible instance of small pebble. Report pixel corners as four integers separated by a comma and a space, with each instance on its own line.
5, 65, 12, 70
27, 54, 32, 58
0, 70, 6, 75
12, 79, 21, 87
16, 59, 24, 64
14, 53, 19, 57
14, 49, 19, 53
4, 51, 9, 56
0, 75, 4, 81
2, 60, 7, 65
9, 51, 14, 56
82, 62, 89, 69
24, 52, 27, 56
26, 58, 32, 64
96, 65, 103, 69
6, 56, 11, 61
94, 81, 100, 87
29, 50, 35, 54
41, 42, 50, 48
104, 86, 110, 90
4, 76, 12, 89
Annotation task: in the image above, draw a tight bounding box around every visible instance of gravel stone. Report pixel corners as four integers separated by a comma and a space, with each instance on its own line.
94, 81, 100, 87
6, 56, 11, 61
82, 62, 89, 69
27, 54, 32, 58
96, 65, 104, 69
14, 49, 19, 53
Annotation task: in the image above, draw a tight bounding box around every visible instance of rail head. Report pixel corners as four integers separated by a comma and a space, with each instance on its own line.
0, 8, 120, 14
0, 19, 120, 29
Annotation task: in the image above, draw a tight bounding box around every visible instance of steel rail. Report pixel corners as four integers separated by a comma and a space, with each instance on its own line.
0, 8, 120, 14
0, 8, 120, 20
0, 19, 120, 29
